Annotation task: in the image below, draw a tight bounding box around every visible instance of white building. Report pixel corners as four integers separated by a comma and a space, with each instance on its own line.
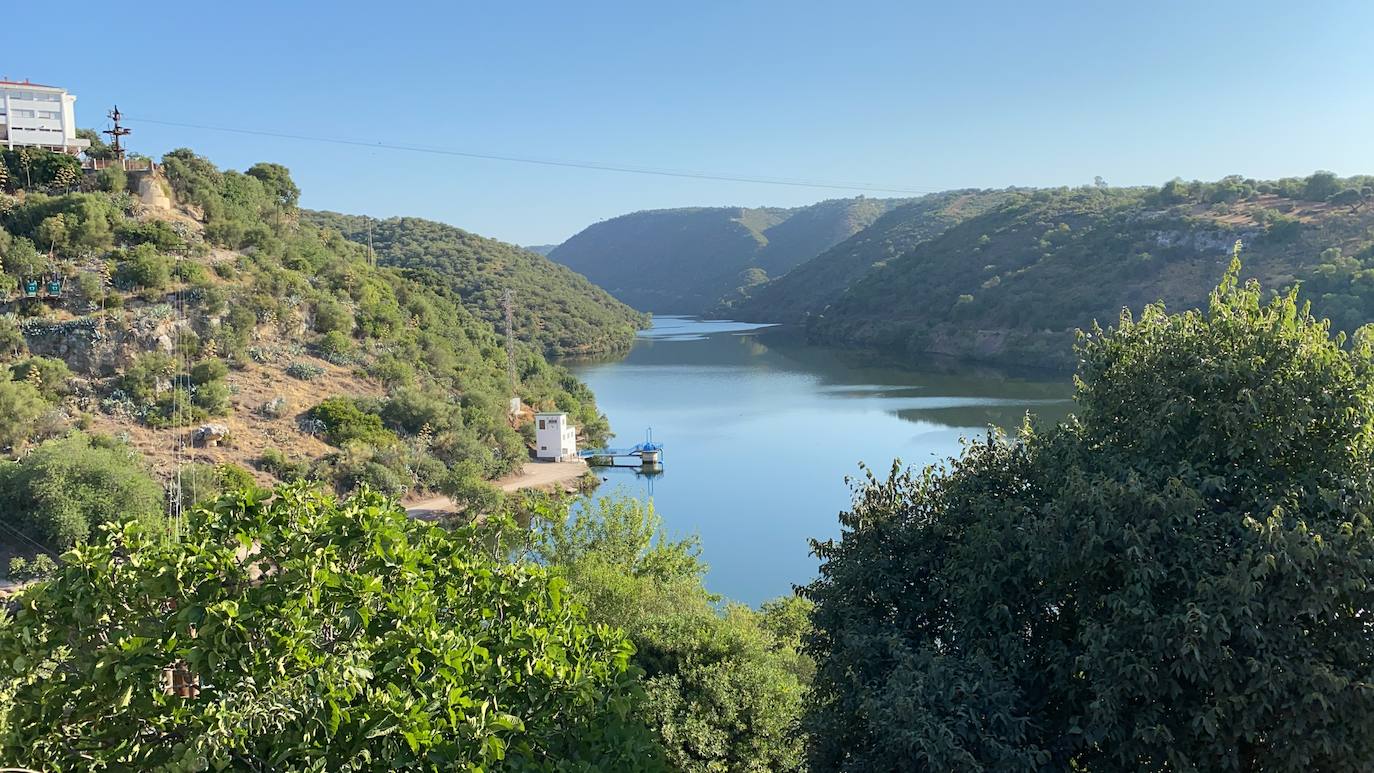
0, 80, 90, 154
535, 412, 577, 462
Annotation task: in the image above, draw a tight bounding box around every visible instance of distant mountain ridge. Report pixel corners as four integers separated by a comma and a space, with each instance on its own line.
546, 197, 908, 313
307, 212, 649, 356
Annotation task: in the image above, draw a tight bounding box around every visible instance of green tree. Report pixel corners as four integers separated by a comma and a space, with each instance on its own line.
802, 260, 1374, 770
0, 378, 49, 453
0, 485, 662, 770
537, 495, 810, 771
245, 162, 301, 209
1303, 169, 1342, 201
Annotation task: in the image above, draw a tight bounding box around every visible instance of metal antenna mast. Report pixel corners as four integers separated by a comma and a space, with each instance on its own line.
103, 106, 131, 161
502, 289, 517, 394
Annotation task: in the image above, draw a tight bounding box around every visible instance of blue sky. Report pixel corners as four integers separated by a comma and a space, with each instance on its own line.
8, 0, 1373, 244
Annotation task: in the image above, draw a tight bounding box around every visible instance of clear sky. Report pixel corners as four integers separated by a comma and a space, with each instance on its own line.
8, 0, 1373, 245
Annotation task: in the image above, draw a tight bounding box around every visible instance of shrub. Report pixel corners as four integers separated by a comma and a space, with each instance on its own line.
0, 433, 163, 549
284, 361, 324, 380
308, 397, 396, 447
114, 243, 172, 290
313, 296, 354, 334
316, 329, 354, 363
189, 358, 228, 385
191, 379, 230, 415
8, 356, 72, 401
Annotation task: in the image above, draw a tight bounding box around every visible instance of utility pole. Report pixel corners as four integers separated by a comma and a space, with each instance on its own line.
103, 106, 131, 162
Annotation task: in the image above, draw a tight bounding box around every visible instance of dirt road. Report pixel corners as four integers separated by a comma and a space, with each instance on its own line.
404, 459, 589, 518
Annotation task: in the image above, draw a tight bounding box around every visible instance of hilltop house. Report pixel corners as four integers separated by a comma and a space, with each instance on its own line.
0, 80, 90, 154
535, 412, 578, 462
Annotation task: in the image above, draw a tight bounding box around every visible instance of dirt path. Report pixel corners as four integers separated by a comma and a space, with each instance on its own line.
404, 459, 589, 518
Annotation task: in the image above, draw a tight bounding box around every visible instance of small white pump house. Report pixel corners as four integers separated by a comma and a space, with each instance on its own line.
535, 412, 577, 461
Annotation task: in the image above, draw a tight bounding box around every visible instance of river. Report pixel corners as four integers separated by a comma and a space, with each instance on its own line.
567, 316, 1072, 606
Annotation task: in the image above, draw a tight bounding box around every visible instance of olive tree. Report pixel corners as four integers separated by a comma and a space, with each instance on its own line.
803, 260, 1374, 771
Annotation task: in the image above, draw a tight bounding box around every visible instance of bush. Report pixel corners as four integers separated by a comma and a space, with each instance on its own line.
0, 485, 662, 769
257, 447, 310, 482
94, 164, 126, 193
114, 243, 172, 291
8, 356, 71, 401
308, 397, 395, 447
191, 379, 230, 415
189, 358, 228, 385
313, 296, 354, 334
0, 433, 163, 549
285, 361, 324, 380
802, 261, 1374, 770
316, 329, 354, 363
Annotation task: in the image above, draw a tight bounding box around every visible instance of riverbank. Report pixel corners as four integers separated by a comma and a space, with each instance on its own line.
404, 459, 590, 518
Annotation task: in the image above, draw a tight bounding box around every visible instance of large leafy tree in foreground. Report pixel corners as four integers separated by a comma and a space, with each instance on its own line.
0, 486, 661, 771
803, 259, 1374, 771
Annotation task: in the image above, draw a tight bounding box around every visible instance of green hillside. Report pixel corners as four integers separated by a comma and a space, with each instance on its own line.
0, 147, 613, 556
722, 190, 1011, 321
805, 173, 1374, 370
547, 197, 907, 313
306, 212, 648, 356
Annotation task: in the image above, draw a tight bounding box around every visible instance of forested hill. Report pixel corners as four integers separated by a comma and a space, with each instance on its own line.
0, 147, 614, 562
721, 190, 1012, 321
306, 212, 648, 356
547, 196, 907, 313
800, 173, 1374, 370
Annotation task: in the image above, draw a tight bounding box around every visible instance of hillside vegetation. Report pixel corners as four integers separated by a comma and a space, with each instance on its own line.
722, 190, 1012, 321
0, 147, 615, 562
728, 173, 1374, 370
306, 212, 648, 356
548, 197, 906, 313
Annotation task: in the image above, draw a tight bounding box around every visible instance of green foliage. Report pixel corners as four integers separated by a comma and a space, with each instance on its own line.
191, 379, 231, 415
309, 397, 396, 448
8, 356, 71, 401
94, 164, 127, 193
6, 552, 58, 581
115, 218, 187, 251
0, 378, 49, 452
2, 236, 47, 279
537, 495, 810, 771
312, 296, 354, 334
306, 211, 649, 355
189, 358, 228, 385
0, 485, 663, 770
245, 161, 301, 209
120, 351, 176, 403
803, 263, 1374, 770
0, 148, 81, 192
114, 243, 173, 290
726, 190, 1009, 321
284, 361, 324, 380
794, 177, 1374, 370
0, 192, 116, 254
0, 433, 163, 549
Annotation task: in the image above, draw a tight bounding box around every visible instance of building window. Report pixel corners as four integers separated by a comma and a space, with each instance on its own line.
538, 420, 546, 430
38, 110, 59, 120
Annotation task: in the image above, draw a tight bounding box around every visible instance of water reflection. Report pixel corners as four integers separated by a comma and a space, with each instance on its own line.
566, 316, 1072, 605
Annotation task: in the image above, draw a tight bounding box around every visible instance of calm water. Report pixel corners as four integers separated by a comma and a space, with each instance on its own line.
567, 316, 1072, 606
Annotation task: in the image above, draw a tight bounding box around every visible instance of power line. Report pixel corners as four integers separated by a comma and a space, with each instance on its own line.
127, 116, 941, 196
